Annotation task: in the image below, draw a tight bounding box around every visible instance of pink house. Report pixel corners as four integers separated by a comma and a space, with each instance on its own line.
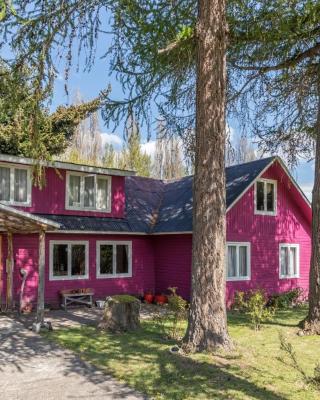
0, 154, 311, 310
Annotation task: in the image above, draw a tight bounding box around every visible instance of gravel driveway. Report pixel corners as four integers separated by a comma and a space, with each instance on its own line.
0, 315, 146, 400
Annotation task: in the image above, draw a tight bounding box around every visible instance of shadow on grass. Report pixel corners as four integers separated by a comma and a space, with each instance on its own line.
47, 321, 287, 400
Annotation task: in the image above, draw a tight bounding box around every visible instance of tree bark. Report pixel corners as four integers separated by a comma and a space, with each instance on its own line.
183, 0, 232, 351
304, 89, 320, 333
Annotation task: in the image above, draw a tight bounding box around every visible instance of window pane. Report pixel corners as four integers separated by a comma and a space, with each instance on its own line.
256, 181, 265, 211
97, 178, 109, 210
290, 247, 297, 276
84, 176, 95, 208
227, 246, 237, 277
53, 244, 68, 276
69, 175, 81, 206
266, 182, 275, 212
14, 169, 28, 203
0, 167, 10, 201
100, 245, 113, 275
239, 246, 248, 277
281, 247, 289, 276
116, 245, 129, 274
71, 244, 86, 276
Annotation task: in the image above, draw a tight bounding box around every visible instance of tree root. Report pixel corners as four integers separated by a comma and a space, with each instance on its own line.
298, 318, 320, 335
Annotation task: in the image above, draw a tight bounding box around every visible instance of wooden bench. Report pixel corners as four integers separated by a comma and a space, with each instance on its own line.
60, 289, 95, 310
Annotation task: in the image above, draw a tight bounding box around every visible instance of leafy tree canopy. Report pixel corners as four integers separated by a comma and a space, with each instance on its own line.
0, 62, 100, 183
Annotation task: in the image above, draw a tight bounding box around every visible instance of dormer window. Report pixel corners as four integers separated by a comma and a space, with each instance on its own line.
255, 179, 277, 215
66, 172, 111, 212
0, 164, 31, 206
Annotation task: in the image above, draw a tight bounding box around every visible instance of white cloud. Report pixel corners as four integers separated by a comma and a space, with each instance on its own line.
141, 141, 156, 157
100, 133, 123, 148
299, 183, 313, 201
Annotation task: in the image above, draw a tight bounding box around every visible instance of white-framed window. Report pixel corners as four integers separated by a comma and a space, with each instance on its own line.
49, 241, 89, 280
66, 172, 111, 212
0, 164, 31, 206
279, 244, 299, 279
226, 242, 251, 281
96, 241, 132, 278
254, 178, 277, 215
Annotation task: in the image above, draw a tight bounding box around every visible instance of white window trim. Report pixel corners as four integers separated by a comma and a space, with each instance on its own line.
279, 243, 300, 279
96, 240, 132, 279
65, 171, 111, 213
254, 178, 277, 216
226, 242, 251, 281
0, 162, 32, 207
49, 240, 89, 281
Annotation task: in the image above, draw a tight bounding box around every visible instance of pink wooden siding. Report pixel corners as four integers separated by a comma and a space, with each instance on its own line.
16, 167, 126, 218
1, 233, 155, 307
0, 160, 312, 309
155, 162, 311, 305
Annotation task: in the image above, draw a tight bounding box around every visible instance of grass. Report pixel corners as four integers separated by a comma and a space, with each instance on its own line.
44, 306, 320, 400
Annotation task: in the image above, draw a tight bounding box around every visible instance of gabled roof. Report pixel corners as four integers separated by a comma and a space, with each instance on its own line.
41, 156, 310, 234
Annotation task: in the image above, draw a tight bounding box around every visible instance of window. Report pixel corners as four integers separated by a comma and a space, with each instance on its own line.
0, 164, 31, 205
226, 242, 250, 281
66, 172, 111, 212
97, 241, 132, 278
255, 179, 277, 215
50, 241, 88, 280
279, 244, 299, 278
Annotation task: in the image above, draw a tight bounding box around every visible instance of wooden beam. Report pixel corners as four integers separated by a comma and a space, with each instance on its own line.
6, 232, 13, 310
0, 235, 3, 310
36, 230, 46, 325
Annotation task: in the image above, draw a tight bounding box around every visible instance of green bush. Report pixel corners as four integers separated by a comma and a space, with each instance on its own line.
268, 288, 304, 309
153, 287, 188, 340
111, 294, 139, 304
233, 289, 276, 330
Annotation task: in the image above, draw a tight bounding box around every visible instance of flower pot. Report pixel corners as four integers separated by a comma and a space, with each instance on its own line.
155, 294, 168, 305
144, 294, 154, 304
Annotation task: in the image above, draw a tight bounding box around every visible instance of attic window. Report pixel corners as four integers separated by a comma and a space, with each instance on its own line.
255, 179, 277, 215
66, 172, 111, 212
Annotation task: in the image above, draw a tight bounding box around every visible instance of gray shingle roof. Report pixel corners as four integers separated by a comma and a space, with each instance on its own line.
40, 157, 276, 234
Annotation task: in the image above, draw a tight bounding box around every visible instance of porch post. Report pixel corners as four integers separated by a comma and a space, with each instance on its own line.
6, 231, 13, 310
0, 235, 3, 310
36, 229, 46, 325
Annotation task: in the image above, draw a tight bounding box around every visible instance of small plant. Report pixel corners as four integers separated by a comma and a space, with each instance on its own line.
268, 288, 304, 309
152, 287, 188, 340
234, 289, 275, 330
279, 332, 320, 389
232, 291, 247, 312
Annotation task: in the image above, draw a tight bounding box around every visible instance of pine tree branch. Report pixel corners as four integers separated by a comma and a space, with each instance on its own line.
232, 42, 320, 73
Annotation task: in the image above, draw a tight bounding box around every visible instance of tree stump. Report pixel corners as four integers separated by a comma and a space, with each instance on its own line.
99, 295, 140, 332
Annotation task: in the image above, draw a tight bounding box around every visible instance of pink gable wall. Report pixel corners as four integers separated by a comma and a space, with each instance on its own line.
16, 166, 126, 218
155, 161, 311, 305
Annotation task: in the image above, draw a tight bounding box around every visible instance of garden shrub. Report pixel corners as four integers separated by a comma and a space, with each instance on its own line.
233, 289, 276, 330
153, 287, 188, 340
267, 288, 304, 309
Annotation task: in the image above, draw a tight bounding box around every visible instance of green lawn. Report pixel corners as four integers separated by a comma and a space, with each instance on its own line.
44, 307, 320, 400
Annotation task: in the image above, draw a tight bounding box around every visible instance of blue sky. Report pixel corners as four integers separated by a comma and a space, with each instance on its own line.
51, 45, 315, 201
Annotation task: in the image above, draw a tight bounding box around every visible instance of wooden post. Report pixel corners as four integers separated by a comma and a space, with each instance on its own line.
6, 232, 13, 310
0, 235, 3, 310
36, 230, 46, 325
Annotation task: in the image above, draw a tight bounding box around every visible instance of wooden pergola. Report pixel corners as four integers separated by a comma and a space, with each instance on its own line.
0, 203, 60, 325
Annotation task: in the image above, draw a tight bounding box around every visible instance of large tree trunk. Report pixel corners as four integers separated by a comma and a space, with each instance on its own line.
304, 93, 320, 333
183, 0, 231, 351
